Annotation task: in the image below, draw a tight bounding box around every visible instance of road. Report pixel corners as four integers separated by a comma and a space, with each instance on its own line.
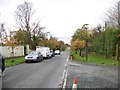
2, 49, 119, 89
3, 49, 69, 88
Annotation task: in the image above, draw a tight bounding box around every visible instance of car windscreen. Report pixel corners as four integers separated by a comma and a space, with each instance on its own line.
29, 52, 38, 55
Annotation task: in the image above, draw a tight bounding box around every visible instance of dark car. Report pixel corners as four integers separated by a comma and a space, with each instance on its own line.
25, 51, 43, 63
0, 53, 5, 73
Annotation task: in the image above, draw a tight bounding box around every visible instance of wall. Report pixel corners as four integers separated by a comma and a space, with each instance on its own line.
0, 45, 30, 58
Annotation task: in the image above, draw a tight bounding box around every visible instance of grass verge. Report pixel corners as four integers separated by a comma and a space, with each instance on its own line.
70, 51, 119, 66
5, 57, 25, 67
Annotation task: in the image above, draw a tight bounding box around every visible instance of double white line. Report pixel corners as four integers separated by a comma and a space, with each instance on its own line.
59, 57, 69, 89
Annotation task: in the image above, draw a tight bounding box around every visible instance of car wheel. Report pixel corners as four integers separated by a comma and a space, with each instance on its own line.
25, 61, 28, 63
47, 55, 49, 59
37, 57, 40, 62
42, 57, 43, 61
41, 57, 42, 61
40, 58, 42, 61
38, 58, 40, 62
38, 59, 40, 62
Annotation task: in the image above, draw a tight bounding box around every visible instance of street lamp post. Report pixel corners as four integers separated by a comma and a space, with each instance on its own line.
0, 24, 5, 46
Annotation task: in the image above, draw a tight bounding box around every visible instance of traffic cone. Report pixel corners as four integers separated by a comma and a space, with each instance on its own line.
72, 76, 77, 90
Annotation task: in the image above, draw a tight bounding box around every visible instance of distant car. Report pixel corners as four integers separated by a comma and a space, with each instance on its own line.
0, 53, 5, 73
54, 50, 61, 55
25, 51, 43, 63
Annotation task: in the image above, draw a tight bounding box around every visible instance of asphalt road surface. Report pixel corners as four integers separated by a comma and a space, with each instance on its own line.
66, 61, 119, 89
3, 49, 69, 88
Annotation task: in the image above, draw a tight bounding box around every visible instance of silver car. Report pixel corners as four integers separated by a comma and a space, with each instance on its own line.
25, 51, 43, 63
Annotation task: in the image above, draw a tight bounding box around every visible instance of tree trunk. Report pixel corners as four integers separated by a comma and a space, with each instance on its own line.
85, 40, 88, 61
32, 34, 37, 50
79, 48, 82, 56
115, 42, 120, 60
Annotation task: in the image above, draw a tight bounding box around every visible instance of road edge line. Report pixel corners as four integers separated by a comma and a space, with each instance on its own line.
62, 56, 69, 89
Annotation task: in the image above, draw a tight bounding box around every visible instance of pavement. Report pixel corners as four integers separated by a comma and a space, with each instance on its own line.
2, 49, 69, 88
66, 61, 119, 89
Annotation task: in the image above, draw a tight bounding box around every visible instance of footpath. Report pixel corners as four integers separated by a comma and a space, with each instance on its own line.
64, 60, 118, 89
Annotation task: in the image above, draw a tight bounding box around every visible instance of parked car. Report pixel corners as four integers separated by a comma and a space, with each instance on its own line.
50, 50, 55, 57
25, 51, 43, 63
36, 47, 51, 59
0, 53, 5, 73
54, 50, 61, 55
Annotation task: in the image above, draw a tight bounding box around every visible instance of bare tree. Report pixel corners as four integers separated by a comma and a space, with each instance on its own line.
15, 1, 44, 49
105, 3, 118, 28
15, 1, 34, 46
15, 2, 34, 31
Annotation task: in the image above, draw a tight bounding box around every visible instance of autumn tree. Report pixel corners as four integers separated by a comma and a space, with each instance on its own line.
38, 37, 66, 51
46, 38, 58, 50
57, 40, 66, 51
39, 37, 57, 49
70, 39, 85, 56
71, 24, 93, 59
12, 30, 29, 45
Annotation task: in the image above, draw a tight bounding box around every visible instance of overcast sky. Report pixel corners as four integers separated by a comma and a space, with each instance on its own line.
0, 0, 118, 44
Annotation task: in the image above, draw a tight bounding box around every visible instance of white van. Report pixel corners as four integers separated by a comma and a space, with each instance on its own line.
36, 47, 51, 58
